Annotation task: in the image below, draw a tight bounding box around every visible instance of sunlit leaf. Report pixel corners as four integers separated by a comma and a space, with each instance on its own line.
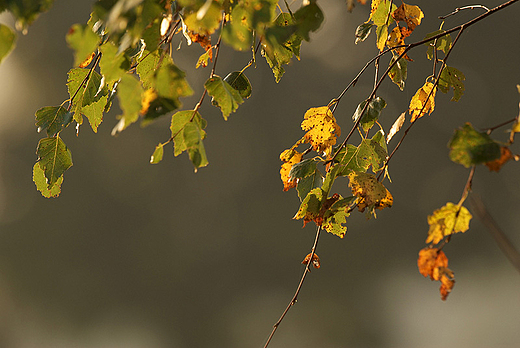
448, 123, 501, 167
424, 30, 452, 60
33, 162, 63, 198
66, 23, 100, 67
301, 106, 341, 156
280, 149, 303, 191
388, 55, 407, 90
112, 74, 143, 134
293, 187, 324, 227
426, 202, 472, 244
35, 106, 73, 137
355, 22, 373, 44
322, 196, 356, 238
205, 75, 244, 119
99, 41, 130, 83
409, 81, 436, 123
150, 142, 164, 164
348, 172, 391, 214
36, 135, 73, 187
391, 3, 424, 33
301, 252, 321, 268
0, 24, 16, 64
418, 247, 455, 301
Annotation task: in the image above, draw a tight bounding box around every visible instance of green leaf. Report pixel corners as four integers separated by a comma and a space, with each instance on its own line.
389, 55, 407, 91
0, 24, 16, 64
448, 123, 501, 167
223, 71, 252, 99
296, 168, 323, 202
222, 4, 253, 51
369, 0, 396, 26
36, 135, 73, 187
196, 49, 212, 68
424, 30, 452, 60
355, 22, 373, 44
4, 0, 54, 33
150, 143, 164, 164
99, 41, 130, 83
352, 96, 387, 132
136, 50, 160, 88
321, 163, 342, 195
293, 2, 324, 41
35, 106, 73, 137
112, 74, 143, 134
426, 202, 472, 244
66, 23, 100, 67
33, 162, 63, 198
183, 1, 222, 36
322, 196, 355, 238
169, 110, 208, 171
336, 134, 387, 175
271, 12, 302, 58
154, 56, 193, 100
205, 75, 243, 119
438, 66, 465, 102
293, 187, 323, 224
289, 158, 318, 181
348, 171, 386, 207
67, 68, 109, 131
375, 24, 388, 51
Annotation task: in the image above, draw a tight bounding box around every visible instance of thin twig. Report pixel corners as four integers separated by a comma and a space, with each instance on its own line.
439, 5, 490, 19
263, 226, 322, 348
470, 195, 520, 274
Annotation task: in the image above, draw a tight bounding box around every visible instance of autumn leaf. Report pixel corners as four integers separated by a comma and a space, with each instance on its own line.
322, 196, 355, 238
302, 253, 321, 269
426, 203, 472, 244
392, 3, 424, 34
294, 187, 324, 227
438, 66, 465, 102
485, 146, 513, 172
409, 81, 436, 123
348, 172, 392, 213
418, 247, 455, 301
386, 112, 406, 143
386, 26, 412, 60
301, 106, 341, 156
280, 149, 303, 191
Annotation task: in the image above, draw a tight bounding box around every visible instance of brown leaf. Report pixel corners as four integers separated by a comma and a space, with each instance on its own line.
485, 146, 513, 172
418, 247, 455, 300
302, 253, 321, 269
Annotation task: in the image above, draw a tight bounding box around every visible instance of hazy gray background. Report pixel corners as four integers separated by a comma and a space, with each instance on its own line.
0, 0, 519, 347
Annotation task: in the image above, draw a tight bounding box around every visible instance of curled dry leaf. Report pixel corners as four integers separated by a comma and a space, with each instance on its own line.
302, 253, 320, 269
386, 112, 406, 144
417, 247, 455, 300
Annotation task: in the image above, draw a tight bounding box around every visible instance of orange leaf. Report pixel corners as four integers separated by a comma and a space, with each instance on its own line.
392, 3, 424, 33
418, 247, 455, 300
302, 253, 321, 269
485, 146, 513, 172
79, 52, 95, 68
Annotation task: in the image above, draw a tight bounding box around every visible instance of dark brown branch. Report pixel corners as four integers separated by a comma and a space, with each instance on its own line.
263, 226, 322, 348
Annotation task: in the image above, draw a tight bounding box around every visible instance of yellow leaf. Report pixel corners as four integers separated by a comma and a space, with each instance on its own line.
426, 203, 472, 244
392, 3, 424, 33
280, 149, 303, 191
348, 172, 391, 212
301, 106, 341, 156
409, 81, 436, 123
79, 52, 95, 68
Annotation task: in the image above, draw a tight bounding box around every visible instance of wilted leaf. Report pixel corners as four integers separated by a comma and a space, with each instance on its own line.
448, 123, 501, 168
418, 247, 455, 301
294, 187, 324, 227
386, 112, 406, 143
348, 172, 390, 212
302, 253, 321, 269
426, 202, 472, 244
485, 146, 513, 172
392, 3, 424, 33
409, 81, 436, 123
301, 106, 341, 156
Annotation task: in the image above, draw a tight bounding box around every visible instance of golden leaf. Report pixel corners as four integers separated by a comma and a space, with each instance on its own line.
418, 247, 455, 301
140, 88, 158, 115
409, 81, 436, 123
301, 106, 341, 156
280, 149, 303, 191
392, 3, 424, 32
426, 203, 472, 245
79, 52, 95, 68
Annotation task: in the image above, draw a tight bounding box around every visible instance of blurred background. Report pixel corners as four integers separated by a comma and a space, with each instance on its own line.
0, 0, 519, 347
